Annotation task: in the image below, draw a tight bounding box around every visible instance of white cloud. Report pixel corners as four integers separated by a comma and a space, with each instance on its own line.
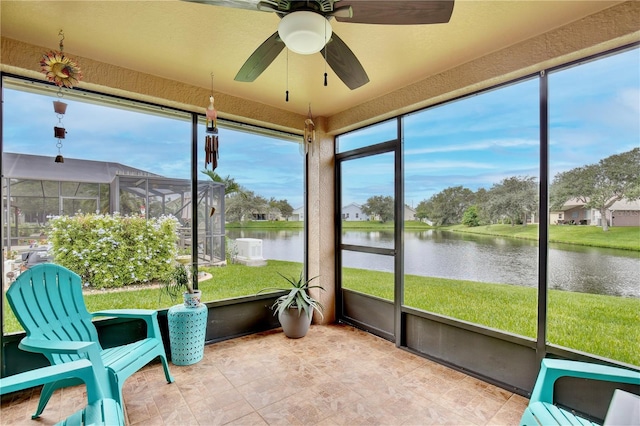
404, 138, 538, 156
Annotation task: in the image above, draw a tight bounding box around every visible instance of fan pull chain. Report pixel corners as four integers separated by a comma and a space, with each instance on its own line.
285, 49, 289, 102
324, 20, 328, 87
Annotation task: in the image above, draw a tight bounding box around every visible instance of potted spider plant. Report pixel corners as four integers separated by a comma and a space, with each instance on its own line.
259, 272, 324, 338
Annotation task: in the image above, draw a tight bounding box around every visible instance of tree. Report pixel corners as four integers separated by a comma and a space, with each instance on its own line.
225, 190, 264, 222
550, 148, 640, 231
362, 195, 394, 223
462, 205, 481, 227
414, 199, 430, 223
473, 187, 492, 225
201, 170, 248, 198
486, 176, 538, 226
415, 186, 475, 226
248, 194, 270, 220
201, 170, 250, 218
270, 198, 293, 220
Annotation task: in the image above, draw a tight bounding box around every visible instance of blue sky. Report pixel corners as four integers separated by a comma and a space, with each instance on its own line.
3, 89, 306, 208
3, 48, 638, 210
340, 47, 639, 207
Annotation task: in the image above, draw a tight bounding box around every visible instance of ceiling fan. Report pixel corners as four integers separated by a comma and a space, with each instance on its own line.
184, 0, 455, 90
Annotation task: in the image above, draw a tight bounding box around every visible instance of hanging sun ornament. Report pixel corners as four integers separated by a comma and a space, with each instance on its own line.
40, 30, 82, 88
41, 51, 82, 88
41, 30, 80, 163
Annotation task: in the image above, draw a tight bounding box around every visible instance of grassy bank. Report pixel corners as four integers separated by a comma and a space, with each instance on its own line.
226, 220, 639, 251
226, 220, 431, 230
226, 221, 304, 229
451, 224, 640, 251
4, 260, 637, 365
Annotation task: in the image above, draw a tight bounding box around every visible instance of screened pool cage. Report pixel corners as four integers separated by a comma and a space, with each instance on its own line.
2, 153, 225, 266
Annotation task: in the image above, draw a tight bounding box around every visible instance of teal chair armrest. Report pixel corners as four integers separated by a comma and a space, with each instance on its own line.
0, 359, 104, 403
92, 309, 157, 319
531, 359, 640, 404
19, 338, 107, 375
0, 360, 124, 425
19, 338, 98, 355
92, 309, 163, 339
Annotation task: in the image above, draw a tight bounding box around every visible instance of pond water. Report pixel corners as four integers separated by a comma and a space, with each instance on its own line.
226, 229, 640, 298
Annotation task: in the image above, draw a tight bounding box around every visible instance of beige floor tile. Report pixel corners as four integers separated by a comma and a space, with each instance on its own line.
1, 324, 527, 425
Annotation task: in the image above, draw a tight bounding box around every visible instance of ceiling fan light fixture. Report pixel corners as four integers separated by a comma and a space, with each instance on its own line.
278, 11, 332, 55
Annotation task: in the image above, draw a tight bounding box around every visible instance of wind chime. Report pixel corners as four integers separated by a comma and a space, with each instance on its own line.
40, 30, 82, 163
204, 72, 219, 171
303, 104, 316, 156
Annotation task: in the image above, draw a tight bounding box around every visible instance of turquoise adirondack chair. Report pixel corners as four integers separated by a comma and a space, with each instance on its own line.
520, 358, 640, 425
0, 359, 124, 425
7, 263, 174, 419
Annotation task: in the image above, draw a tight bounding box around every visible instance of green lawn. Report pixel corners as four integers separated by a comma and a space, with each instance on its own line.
3, 261, 304, 332
5, 260, 637, 366
342, 266, 639, 365
452, 224, 640, 251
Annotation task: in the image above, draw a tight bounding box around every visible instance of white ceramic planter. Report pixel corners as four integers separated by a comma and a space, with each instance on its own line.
183, 290, 202, 308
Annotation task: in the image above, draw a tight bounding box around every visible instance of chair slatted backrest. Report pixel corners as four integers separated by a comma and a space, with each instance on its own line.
8, 264, 102, 363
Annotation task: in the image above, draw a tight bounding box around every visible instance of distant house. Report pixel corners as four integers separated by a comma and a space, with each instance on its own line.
602, 199, 640, 227
342, 203, 369, 221
404, 205, 416, 221
248, 207, 281, 221
341, 203, 418, 222
291, 206, 304, 221
550, 199, 592, 225
550, 198, 640, 227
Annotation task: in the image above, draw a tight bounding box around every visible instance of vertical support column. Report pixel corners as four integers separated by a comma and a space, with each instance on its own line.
537, 70, 549, 365
394, 117, 404, 347
190, 113, 199, 288
307, 116, 335, 325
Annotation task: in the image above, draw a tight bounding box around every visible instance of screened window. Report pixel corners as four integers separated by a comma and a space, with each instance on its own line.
2, 77, 305, 334
547, 48, 640, 365
403, 77, 540, 338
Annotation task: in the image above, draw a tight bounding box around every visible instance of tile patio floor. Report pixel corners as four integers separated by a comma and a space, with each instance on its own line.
1, 324, 528, 425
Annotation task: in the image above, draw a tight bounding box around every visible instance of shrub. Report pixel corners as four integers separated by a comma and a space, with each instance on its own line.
48, 213, 179, 289
462, 205, 481, 227
225, 236, 238, 264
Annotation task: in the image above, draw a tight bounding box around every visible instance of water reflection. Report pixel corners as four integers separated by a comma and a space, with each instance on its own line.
226, 229, 640, 298
343, 230, 394, 248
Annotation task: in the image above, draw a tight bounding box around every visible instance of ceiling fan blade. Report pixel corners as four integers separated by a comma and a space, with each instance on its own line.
235, 32, 285, 82
181, 0, 275, 12
321, 32, 369, 90
334, 0, 454, 25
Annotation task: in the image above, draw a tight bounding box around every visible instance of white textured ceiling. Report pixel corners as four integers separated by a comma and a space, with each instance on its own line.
0, 0, 623, 117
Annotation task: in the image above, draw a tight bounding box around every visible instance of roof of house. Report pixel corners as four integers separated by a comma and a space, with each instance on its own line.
610, 199, 640, 210
556, 198, 640, 212
2, 152, 161, 184
342, 203, 362, 209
